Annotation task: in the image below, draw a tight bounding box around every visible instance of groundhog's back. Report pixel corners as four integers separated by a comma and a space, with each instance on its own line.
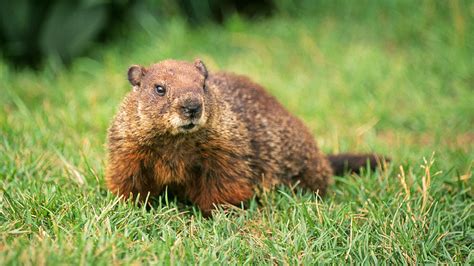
208, 72, 329, 187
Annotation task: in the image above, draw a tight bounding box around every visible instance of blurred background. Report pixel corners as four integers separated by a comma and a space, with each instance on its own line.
0, 0, 276, 67
1, 0, 471, 68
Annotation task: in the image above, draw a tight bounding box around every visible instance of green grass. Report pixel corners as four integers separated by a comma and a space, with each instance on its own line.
1, 1, 473, 264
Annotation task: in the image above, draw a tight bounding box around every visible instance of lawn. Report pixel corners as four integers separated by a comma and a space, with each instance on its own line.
1, 1, 473, 264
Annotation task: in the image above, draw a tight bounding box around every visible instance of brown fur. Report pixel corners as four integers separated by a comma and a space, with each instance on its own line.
105, 59, 388, 216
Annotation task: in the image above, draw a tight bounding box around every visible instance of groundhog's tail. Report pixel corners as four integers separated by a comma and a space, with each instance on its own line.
327, 153, 390, 176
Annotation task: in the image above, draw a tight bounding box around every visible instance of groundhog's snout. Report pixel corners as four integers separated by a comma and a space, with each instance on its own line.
179, 98, 203, 119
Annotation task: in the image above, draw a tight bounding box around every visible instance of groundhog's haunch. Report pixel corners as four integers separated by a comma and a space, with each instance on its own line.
106, 59, 387, 216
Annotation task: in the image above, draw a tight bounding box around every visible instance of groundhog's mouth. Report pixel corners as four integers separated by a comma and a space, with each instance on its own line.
171, 115, 207, 134
180, 123, 196, 130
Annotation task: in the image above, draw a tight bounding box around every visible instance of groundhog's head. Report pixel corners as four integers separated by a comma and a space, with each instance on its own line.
127, 59, 211, 135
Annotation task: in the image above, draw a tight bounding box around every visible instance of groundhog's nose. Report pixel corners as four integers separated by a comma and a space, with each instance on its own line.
180, 99, 202, 119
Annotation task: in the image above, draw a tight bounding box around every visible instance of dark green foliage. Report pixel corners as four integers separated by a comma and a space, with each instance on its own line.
0, 0, 274, 67
0, 0, 134, 66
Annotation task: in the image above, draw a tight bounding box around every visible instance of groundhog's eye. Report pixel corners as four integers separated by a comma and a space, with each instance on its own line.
154, 85, 166, 96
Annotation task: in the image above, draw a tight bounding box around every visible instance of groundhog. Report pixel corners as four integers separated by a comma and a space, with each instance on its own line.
106, 58, 387, 216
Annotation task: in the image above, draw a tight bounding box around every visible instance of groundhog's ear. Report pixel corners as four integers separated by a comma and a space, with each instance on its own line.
194, 58, 208, 79
127, 65, 146, 88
